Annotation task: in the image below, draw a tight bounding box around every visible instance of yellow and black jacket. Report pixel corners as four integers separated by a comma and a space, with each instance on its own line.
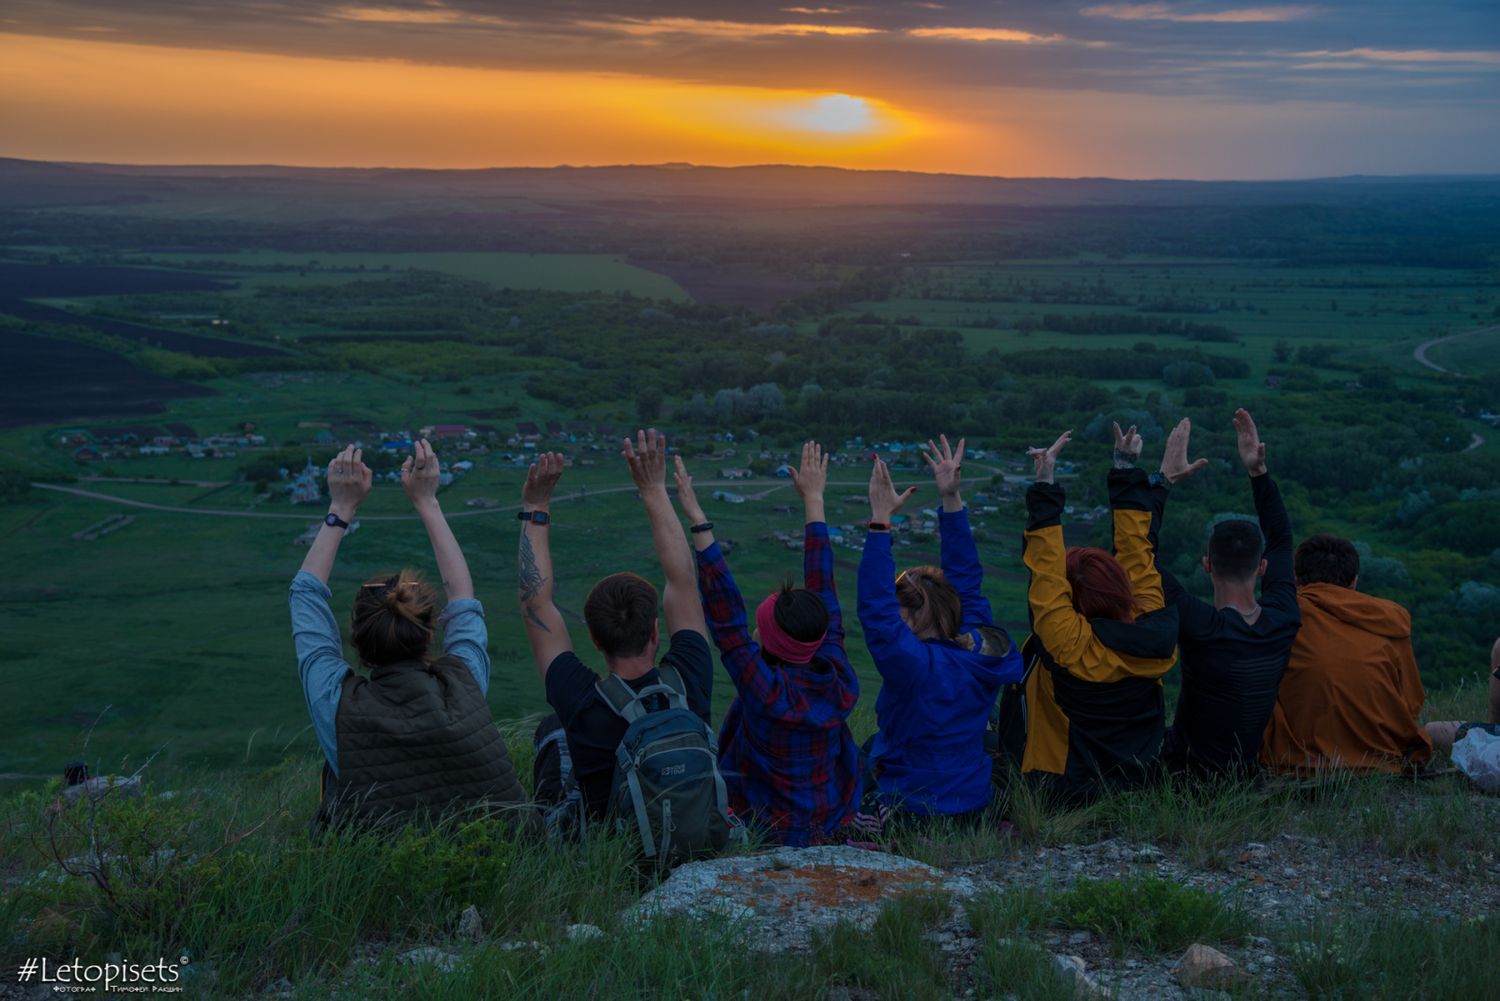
996, 467, 1179, 803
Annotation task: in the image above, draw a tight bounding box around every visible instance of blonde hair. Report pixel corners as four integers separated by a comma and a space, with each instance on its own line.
351, 569, 436, 666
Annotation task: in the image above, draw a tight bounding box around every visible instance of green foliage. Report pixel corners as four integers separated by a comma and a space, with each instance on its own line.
1284, 913, 1500, 1001
1053, 876, 1250, 954
812, 891, 954, 1001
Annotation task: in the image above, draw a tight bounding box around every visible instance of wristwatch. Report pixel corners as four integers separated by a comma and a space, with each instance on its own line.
690, 522, 715, 534
867, 521, 891, 532
324, 512, 350, 531
517, 510, 550, 525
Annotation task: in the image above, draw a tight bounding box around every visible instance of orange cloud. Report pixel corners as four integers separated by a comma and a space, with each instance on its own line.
579, 17, 880, 38
333, 5, 507, 26
1082, 4, 1315, 22
1296, 47, 1500, 64
907, 27, 1065, 43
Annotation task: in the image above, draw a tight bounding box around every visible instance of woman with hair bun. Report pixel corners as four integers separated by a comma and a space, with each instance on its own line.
289, 440, 528, 827
673, 441, 861, 846
857, 435, 1023, 824
996, 424, 1179, 805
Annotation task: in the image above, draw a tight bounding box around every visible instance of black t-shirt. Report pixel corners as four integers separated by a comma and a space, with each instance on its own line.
544, 630, 713, 820
1154, 475, 1301, 775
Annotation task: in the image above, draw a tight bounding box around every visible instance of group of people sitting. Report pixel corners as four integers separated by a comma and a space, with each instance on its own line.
290, 412, 1499, 851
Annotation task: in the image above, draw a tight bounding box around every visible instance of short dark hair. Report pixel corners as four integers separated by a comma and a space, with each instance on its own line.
584, 572, 659, 659
1295, 533, 1360, 588
351, 569, 435, 666
1208, 519, 1265, 582
768, 581, 829, 656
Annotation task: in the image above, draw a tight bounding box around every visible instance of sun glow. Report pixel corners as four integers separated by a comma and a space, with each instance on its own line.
0, 33, 927, 168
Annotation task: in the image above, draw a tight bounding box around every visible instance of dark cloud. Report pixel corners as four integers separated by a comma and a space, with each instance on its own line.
3, 0, 1496, 106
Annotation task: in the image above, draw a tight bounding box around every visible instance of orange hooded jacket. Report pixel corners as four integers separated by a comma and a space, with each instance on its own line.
1260, 581, 1432, 776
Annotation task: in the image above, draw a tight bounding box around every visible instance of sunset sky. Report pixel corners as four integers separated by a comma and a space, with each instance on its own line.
1, 1, 1497, 178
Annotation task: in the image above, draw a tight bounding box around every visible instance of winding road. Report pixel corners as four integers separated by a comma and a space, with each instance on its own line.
1413, 323, 1499, 374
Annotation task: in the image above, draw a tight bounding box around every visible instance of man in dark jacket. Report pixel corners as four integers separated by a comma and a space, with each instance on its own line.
1150, 410, 1301, 779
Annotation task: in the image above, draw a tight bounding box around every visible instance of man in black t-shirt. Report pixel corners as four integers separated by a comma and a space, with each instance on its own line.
518, 430, 711, 820
1150, 409, 1301, 779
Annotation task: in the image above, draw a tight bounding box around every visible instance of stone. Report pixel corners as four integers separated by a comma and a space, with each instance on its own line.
1175, 943, 1244, 990
1052, 953, 1108, 999
61, 775, 142, 805
566, 923, 605, 943
1237, 842, 1269, 865
456, 905, 483, 943
627, 846, 978, 953
397, 946, 459, 973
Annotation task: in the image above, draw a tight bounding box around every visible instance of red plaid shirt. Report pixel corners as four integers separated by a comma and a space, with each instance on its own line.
696, 522, 861, 846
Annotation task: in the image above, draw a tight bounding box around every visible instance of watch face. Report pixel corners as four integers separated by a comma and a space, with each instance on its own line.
531, 510, 550, 525
325, 513, 342, 527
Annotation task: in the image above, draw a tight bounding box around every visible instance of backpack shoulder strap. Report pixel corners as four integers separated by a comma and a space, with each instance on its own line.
595, 674, 647, 724
655, 664, 690, 708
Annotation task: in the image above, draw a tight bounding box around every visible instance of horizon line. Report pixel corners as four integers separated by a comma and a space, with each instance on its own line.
6, 155, 1499, 186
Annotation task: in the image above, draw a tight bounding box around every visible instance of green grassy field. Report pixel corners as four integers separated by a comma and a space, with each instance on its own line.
123, 250, 689, 300
857, 258, 1499, 379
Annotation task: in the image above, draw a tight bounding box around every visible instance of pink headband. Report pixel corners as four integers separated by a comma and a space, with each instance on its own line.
756, 593, 824, 665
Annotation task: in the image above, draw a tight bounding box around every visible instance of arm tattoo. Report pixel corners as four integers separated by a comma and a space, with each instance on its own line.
1112, 448, 1138, 470
523, 602, 552, 633
518, 527, 546, 602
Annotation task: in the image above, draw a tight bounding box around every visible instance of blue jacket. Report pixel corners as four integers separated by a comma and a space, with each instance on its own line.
857, 506, 1024, 815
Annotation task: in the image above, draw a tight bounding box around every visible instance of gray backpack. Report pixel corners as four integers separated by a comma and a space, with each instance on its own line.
595, 665, 742, 866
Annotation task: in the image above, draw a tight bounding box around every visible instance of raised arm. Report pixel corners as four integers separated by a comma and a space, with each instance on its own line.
299, 444, 371, 584
401, 438, 489, 689
1105, 424, 1164, 613
1023, 431, 1097, 665
403, 439, 472, 601
926, 433, 992, 627
625, 429, 706, 641
291, 444, 369, 774
519, 452, 573, 680
1153, 418, 1210, 605
792, 441, 845, 645
1235, 409, 1295, 611
857, 457, 930, 682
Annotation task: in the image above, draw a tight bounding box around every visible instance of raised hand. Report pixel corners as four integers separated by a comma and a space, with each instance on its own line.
791, 440, 829, 501
622, 428, 668, 495
1112, 421, 1143, 468
400, 438, 441, 510
923, 434, 966, 508
673, 454, 707, 525
1027, 431, 1071, 485
522, 452, 565, 509
869, 456, 917, 523
1159, 419, 1209, 484
326, 444, 372, 516
1233, 408, 1268, 477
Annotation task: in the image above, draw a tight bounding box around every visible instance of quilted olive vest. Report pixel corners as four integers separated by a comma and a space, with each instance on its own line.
315, 654, 529, 828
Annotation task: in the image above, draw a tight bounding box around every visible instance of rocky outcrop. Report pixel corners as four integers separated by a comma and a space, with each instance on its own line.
629, 845, 978, 952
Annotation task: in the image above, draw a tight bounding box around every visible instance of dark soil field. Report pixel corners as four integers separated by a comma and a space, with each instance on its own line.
0, 298, 283, 357
0, 260, 283, 358
0, 261, 232, 297
0, 329, 215, 427
630, 257, 827, 310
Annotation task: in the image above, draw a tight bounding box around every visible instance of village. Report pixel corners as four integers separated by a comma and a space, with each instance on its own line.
51, 417, 1103, 554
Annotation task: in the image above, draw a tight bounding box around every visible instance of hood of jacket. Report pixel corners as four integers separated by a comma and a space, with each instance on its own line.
1298, 582, 1410, 640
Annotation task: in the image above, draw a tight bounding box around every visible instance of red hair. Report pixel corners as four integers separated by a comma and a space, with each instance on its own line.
1065, 547, 1140, 623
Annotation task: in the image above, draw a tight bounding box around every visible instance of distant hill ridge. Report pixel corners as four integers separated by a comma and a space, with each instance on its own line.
4, 156, 1499, 213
